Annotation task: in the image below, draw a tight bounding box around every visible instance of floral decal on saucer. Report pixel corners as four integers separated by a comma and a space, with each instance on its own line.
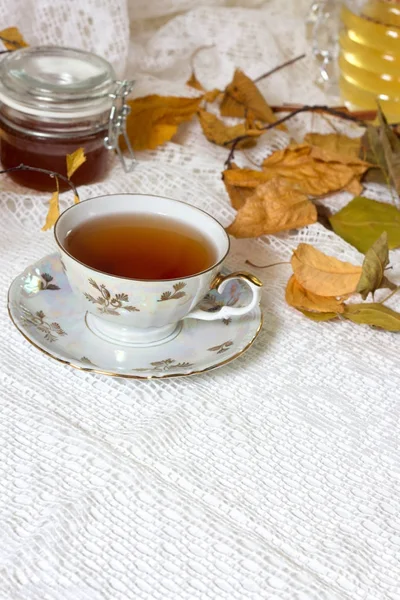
84, 278, 140, 316
157, 282, 186, 302
136, 358, 194, 373
208, 340, 234, 354
21, 307, 66, 343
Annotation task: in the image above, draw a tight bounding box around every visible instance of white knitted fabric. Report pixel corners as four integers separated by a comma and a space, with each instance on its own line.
1, 1, 400, 599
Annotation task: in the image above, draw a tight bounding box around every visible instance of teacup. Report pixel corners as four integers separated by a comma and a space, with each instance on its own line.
54, 193, 262, 346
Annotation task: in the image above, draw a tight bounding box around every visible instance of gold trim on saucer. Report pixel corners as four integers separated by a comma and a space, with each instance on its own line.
8, 300, 263, 380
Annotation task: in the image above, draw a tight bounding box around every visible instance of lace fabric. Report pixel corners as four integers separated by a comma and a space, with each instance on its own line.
1, 1, 399, 599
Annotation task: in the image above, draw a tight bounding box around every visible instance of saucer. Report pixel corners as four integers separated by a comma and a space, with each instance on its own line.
8, 253, 263, 379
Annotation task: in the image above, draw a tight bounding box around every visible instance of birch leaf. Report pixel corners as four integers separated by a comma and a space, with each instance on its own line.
66, 147, 86, 179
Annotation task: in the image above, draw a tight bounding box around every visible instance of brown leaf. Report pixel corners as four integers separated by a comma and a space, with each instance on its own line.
66, 147, 86, 179
304, 133, 361, 158
42, 180, 60, 231
261, 144, 370, 197
186, 71, 205, 91
220, 69, 279, 126
226, 178, 317, 238
286, 275, 345, 313
222, 166, 273, 210
125, 95, 203, 150
355, 232, 396, 300
0, 27, 28, 50
198, 109, 262, 148
343, 303, 400, 331
291, 243, 362, 296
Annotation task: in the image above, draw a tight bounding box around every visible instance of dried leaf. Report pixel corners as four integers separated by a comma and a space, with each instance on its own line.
377, 103, 400, 194
0, 27, 28, 50
291, 243, 362, 296
186, 71, 205, 91
220, 69, 279, 125
42, 180, 60, 232
125, 95, 202, 150
356, 232, 395, 300
361, 107, 400, 192
204, 89, 221, 103
227, 178, 317, 238
343, 303, 400, 331
261, 144, 370, 197
74, 195, 80, 204
329, 196, 400, 254
304, 132, 361, 158
300, 310, 339, 322
198, 109, 262, 147
286, 275, 345, 313
66, 147, 86, 179
222, 166, 272, 210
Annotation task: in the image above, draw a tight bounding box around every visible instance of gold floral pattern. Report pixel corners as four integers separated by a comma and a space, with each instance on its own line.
84, 278, 139, 316
136, 358, 194, 373
157, 282, 186, 302
21, 308, 66, 343
208, 340, 234, 354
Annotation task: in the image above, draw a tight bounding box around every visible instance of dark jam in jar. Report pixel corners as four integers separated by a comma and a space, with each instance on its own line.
0, 46, 120, 191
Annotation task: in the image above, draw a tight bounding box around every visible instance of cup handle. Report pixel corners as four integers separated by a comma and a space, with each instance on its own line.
186, 272, 262, 321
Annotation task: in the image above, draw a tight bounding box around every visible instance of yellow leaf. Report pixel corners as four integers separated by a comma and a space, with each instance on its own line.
291, 243, 362, 296
226, 178, 317, 238
220, 69, 279, 126
198, 109, 262, 148
304, 133, 362, 158
0, 27, 28, 50
261, 144, 370, 197
186, 71, 205, 91
300, 310, 338, 322
285, 275, 345, 313
222, 166, 274, 210
66, 147, 86, 179
74, 194, 80, 204
204, 89, 221, 103
42, 180, 60, 232
125, 95, 202, 150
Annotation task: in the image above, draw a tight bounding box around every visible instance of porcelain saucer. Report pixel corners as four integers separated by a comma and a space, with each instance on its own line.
8, 253, 263, 379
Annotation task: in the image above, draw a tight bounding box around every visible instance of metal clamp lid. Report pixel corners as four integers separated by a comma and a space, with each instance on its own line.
104, 80, 136, 173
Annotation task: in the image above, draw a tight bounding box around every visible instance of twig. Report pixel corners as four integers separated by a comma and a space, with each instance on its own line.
224, 104, 366, 167
0, 164, 80, 199
254, 53, 306, 83
270, 104, 377, 121
245, 260, 290, 269
0, 49, 14, 55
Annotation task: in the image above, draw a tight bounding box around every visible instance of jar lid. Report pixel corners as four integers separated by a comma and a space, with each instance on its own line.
0, 46, 116, 119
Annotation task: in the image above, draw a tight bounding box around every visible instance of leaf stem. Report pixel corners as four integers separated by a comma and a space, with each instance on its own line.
0, 163, 80, 199
245, 260, 290, 269
253, 53, 306, 83
379, 286, 400, 304
224, 104, 367, 168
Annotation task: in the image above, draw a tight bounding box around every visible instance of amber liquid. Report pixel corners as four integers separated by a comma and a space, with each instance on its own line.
340, 1, 400, 122
0, 121, 109, 191
64, 214, 216, 280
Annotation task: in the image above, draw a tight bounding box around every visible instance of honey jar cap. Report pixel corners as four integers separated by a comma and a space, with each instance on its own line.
0, 46, 116, 119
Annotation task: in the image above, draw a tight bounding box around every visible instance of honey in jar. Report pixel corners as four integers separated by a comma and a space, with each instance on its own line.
0, 46, 134, 191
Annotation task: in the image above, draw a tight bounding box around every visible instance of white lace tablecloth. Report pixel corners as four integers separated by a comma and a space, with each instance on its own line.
1, 1, 400, 599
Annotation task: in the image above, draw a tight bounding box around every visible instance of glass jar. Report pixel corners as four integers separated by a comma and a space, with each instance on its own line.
339, 0, 400, 122
0, 46, 134, 191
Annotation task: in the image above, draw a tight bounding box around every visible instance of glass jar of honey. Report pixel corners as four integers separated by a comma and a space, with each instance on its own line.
0, 46, 134, 191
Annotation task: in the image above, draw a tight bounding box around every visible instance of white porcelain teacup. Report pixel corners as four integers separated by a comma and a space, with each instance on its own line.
55, 193, 262, 346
